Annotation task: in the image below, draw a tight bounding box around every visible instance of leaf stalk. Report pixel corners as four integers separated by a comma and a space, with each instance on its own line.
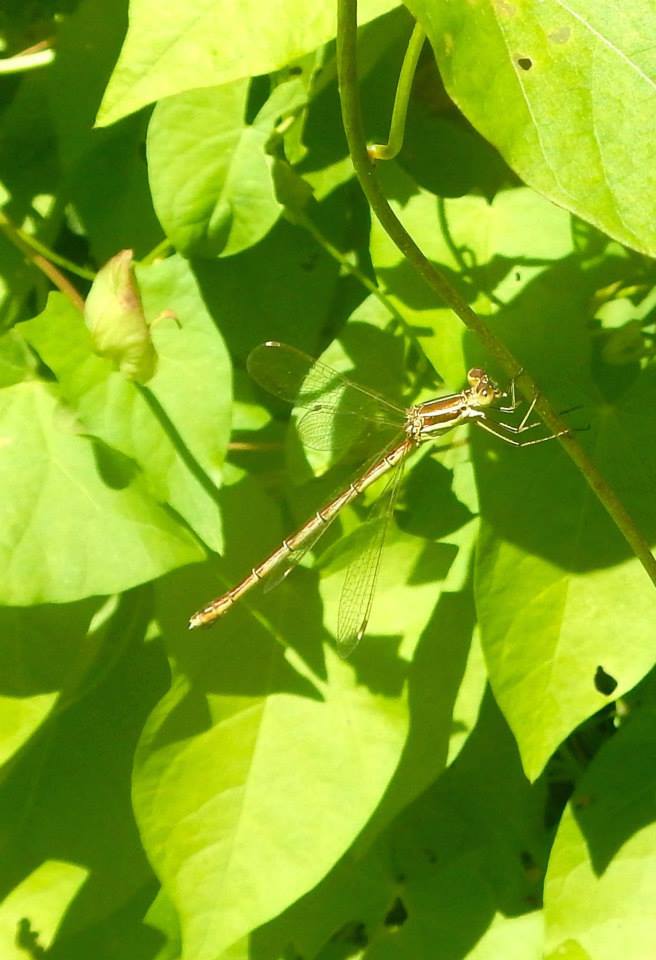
367, 22, 425, 161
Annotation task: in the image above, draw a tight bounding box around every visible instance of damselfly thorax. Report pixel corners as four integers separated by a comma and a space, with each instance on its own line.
406, 367, 503, 442
189, 343, 565, 656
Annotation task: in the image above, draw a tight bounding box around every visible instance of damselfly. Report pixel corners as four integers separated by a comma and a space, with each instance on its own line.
189, 341, 566, 656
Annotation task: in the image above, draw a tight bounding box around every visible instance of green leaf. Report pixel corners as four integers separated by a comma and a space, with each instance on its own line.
0, 331, 32, 387
545, 942, 593, 960
0, 603, 166, 954
69, 113, 163, 264
97, 0, 400, 127
369, 164, 574, 384
368, 160, 656, 780
0, 861, 88, 959
143, 889, 181, 960
408, 0, 656, 255
321, 528, 482, 806
133, 658, 408, 959
0, 600, 100, 770
0, 375, 201, 605
255, 590, 488, 959
191, 217, 340, 361
544, 707, 656, 960
361, 694, 546, 958
255, 841, 397, 959
147, 82, 283, 258
259, 693, 544, 960
47, 0, 129, 170
475, 351, 656, 779
464, 913, 544, 960
368, 912, 544, 960
43, 0, 162, 262
20, 257, 231, 555
0, 71, 60, 329
6, 6, 656, 952
476, 523, 656, 781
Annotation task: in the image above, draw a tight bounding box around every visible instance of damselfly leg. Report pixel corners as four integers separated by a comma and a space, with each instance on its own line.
487, 370, 574, 445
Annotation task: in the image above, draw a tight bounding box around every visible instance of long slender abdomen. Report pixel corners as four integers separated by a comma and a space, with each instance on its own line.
188, 438, 412, 629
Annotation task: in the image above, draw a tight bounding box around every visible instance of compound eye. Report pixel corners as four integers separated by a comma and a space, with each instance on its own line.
467, 367, 484, 386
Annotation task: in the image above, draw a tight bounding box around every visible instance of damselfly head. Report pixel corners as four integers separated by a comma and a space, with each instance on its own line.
466, 367, 503, 407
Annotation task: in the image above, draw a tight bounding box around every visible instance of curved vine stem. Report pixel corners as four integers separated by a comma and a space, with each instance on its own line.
368, 22, 425, 161
0, 212, 86, 312
336, 0, 656, 589
0, 212, 95, 282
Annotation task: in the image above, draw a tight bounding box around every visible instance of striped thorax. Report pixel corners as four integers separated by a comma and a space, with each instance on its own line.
406, 367, 504, 442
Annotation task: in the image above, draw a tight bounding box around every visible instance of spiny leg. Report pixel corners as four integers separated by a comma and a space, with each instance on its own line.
487, 414, 544, 438
484, 412, 542, 436
498, 367, 525, 414
516, 394, 539, 431
475, 416, 569, 447
498, 389, 538, 431
495, 399, 584, 437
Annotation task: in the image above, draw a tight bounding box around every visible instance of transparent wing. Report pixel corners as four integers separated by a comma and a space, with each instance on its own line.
265, 433, 405, 593
336, 455, 406, 658
247, 341, 405, 427
294, 406, 401, 454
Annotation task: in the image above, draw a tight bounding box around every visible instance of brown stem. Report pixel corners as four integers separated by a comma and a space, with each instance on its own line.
0, 214, 85, 313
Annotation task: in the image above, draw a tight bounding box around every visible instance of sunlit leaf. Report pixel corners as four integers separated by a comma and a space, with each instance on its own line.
370, 164, 574, 385
147, 82, 283, 258
133, 660, 408, 959
544, 707, 656, 959
20, 257, 231, 555
97, 0, 400, 126
0, 376, 201, 604
409, 0, 656, 255
474, 305, 656, 780
0, 861, 88, 959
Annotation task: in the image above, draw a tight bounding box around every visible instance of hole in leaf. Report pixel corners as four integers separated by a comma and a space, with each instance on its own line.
594, 665, 618, 696
384, 897, 408, 929
517, 57, 533, 71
